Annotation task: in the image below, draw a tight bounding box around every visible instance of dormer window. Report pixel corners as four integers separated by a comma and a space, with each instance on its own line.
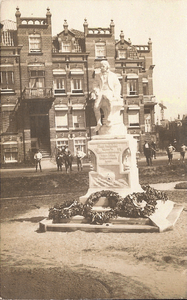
95, 42, 106, 59
61, 41, 71, 52
29, 34, 41, 53
118, 50, 126, 59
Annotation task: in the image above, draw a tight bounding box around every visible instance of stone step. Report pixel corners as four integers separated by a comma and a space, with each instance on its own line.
39, 218, 159, 233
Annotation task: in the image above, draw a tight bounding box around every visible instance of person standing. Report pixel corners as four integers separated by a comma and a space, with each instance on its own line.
167, 144, 176, 165
76, 147, 86, 171
34, 149, 42, 172
180, 144, 187, 163
151, 141, 157, 159
143, 141, 152, 166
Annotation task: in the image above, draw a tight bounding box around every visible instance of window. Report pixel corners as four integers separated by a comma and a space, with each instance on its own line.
0, 71, 14, 90
57, 139, 68, 149
143, 83, 148, 95
54, 77, 66, 94
74, 139, 86, 153
128, 111, 139, 127
61, 41, 71, 52
4, 146, 18, 163
95, 42, 106, 58
73, 42, 81, 53
72, 111, 85, 128
118, 50, 126, 59
29, 34, 41, 53
55, 111, 68, 128
29, 70, 45, 96
144, 109, 151, 132
127, 79, 138, 96
71, 78, 83, 93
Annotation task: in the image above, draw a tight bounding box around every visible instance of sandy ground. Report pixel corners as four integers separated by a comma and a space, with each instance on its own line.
1, 191, 187, 300
1, 160, 187, 299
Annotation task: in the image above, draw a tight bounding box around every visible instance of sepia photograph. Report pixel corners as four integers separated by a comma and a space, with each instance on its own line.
0, 0, 187, 299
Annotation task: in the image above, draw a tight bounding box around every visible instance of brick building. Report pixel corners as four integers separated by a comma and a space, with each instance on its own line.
0, 8, 157, 164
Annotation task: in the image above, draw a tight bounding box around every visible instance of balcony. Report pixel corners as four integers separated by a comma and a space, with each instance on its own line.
143, 95, 156, 104
22, 87, 53, 100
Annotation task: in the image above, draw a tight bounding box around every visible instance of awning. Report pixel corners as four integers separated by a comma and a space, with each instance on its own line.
72, 104, 85, 110
126, 73, 139, 79
142, 78, 148, 83
70, 69, 84, 75
3, 141, 17, 145
128, 105, 140, 110
1, 104, 15, 111
53, 69, 66, 75
55, 105, 68, 111
0, 64, 14, 71
28, 63, 45, 70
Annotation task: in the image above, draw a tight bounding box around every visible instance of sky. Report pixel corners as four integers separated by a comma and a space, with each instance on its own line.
1, 0, 187, 121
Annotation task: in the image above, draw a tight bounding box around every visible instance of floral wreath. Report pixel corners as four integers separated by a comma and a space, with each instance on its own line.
48, 186, 168, 225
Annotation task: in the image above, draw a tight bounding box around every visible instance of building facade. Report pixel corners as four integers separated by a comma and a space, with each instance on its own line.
0, 8, 157, 164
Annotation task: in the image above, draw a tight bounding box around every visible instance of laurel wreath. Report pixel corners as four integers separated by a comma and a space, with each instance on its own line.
48, 186, 168, 225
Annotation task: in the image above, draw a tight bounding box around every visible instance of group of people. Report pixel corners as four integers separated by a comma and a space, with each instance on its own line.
143, 140, 187, 166
34, 147, 86, 172
167, 143, 187, 165
55, 146, 86, 172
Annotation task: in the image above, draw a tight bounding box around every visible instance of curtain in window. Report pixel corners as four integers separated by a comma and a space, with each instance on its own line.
128, 111, 139, 125
127, 80, 137, 95
73, 111, 84, 128
56, 112, 68, 127
95, 43, 106, 57
0, 71, 14, 89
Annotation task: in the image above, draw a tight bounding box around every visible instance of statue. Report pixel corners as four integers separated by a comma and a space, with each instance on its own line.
92, 60, 126, 136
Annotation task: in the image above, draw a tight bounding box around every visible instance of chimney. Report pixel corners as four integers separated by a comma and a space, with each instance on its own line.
83, 18, 88, 36
63, 20, 68, 35
120, 30, 124, 43
110, 19, 115, 36
15, 7, 21, 26
148, 38, 152, 51
46, 7, 52, 25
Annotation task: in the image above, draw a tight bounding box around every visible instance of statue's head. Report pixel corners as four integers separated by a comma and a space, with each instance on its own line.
100, 60, 110, 73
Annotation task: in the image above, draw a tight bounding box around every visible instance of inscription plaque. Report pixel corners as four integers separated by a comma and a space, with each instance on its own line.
94, 144, 122, 165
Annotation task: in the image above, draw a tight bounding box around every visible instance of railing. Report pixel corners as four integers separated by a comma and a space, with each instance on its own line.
143, 95, 156, 103
22, 87, 53, 99
52, 48, 82, 54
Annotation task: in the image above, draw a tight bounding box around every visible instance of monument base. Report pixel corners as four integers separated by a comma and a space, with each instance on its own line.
39, 201, 183, 233
80, 134, 142, 204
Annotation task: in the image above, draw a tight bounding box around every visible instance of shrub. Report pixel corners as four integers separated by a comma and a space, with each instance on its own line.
175, 182, 187, 189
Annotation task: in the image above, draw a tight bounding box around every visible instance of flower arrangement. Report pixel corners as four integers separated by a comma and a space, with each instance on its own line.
48, 186, 168, 225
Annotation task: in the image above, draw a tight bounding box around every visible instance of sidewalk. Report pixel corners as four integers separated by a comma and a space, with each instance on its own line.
0, 152, 183, 173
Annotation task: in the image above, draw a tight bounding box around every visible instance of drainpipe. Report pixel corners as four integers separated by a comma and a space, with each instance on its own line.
17, 50, 26, 163
85, 55, 91, 140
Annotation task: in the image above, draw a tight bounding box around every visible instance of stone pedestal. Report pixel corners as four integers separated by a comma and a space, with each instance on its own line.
79, 133, 142, 204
